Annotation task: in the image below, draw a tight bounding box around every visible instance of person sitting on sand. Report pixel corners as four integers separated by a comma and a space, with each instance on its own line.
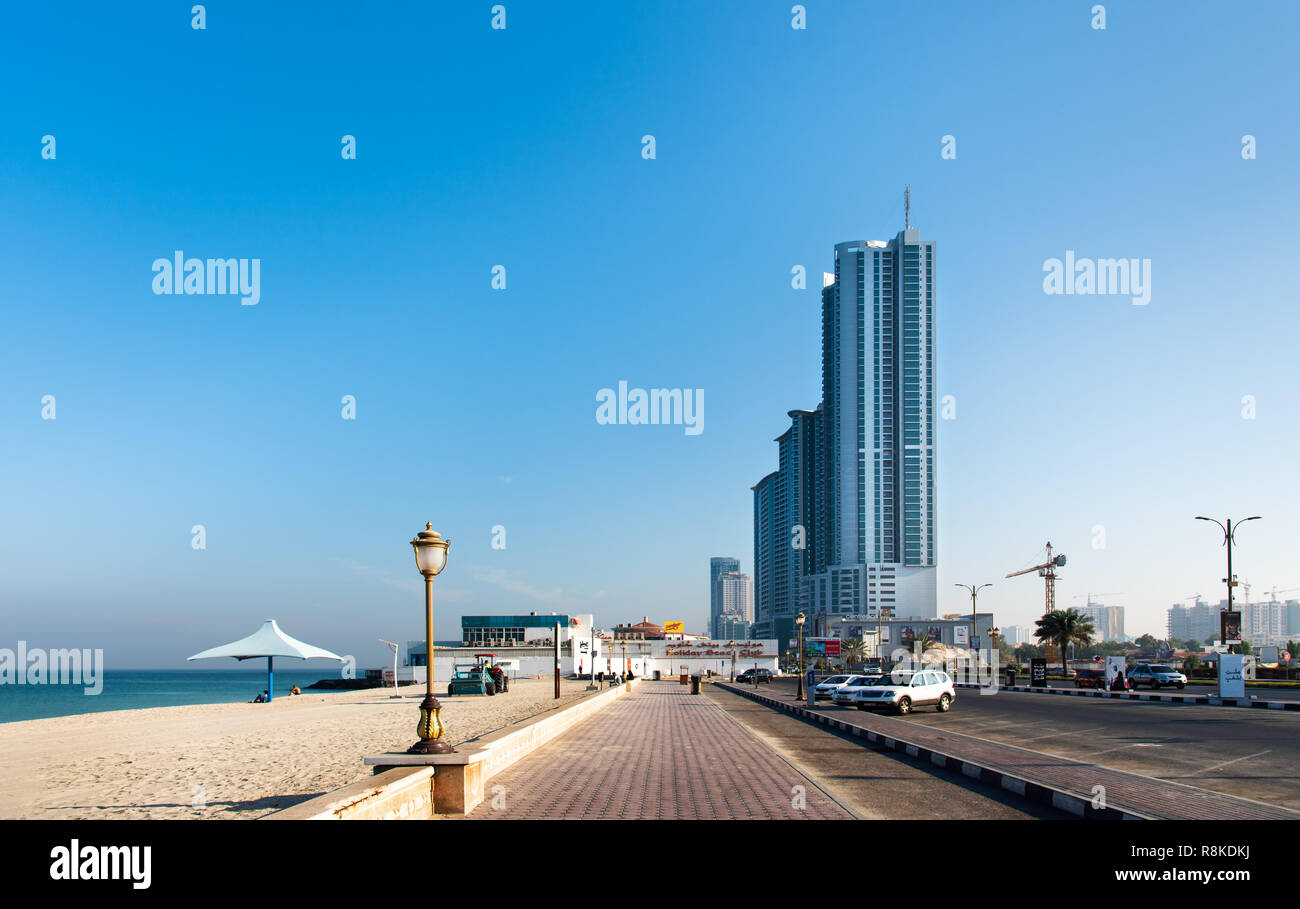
252, 690, 268, 703
289, 685, 301, 696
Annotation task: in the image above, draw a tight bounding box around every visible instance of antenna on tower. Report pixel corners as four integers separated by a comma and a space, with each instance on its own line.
904, 185, 911, 229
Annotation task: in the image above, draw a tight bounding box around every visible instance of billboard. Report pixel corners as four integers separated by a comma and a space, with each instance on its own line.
1105, 656, 1127, 690
1220, 611, 1242, 646
1030, 658, 1048, 687
954, 626, 969, 646
663, 621, 684, 635
1218, 653, 1245, 698
805, 638, 841, 656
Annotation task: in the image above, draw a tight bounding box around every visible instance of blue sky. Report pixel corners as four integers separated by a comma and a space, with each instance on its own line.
1, 1, 1297, 668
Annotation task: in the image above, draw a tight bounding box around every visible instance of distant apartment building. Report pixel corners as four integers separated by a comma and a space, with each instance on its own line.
1166, 596, 1297, 646
753, 225, 939, 650
1243, 598, 1288, 647
1079, 604, 1125, 642
709, 557, 740, 639
1001, 625, 1026, 646
716, 614, 751, 641
713, 570, 752, 638
1167, 598, 1225, 644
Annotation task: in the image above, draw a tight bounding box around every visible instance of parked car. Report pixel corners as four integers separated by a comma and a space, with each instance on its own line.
1073, 668, 1107, 689
832, 674, 884, 705
736, 668, 774, 684
1127, 663, 1187, 690
852, 670, 955, 715
813, 675, 854, 700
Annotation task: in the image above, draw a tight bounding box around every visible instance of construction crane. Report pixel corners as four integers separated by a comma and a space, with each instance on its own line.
1006, 541, 1068, 615
1266, 587, 1300, 603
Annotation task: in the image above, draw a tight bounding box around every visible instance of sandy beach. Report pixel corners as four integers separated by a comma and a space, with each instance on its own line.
0, 678, 598, 819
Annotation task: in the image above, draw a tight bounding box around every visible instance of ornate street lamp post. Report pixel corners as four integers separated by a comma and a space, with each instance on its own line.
988, 626, 1001, 683
408, 522, 452, 755
794, 612, 807, 700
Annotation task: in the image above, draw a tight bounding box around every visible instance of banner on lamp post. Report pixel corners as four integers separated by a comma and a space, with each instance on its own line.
1221, 611, 1242, 646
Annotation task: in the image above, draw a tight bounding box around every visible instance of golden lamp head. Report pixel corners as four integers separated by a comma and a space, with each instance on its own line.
411, 522, 451, 577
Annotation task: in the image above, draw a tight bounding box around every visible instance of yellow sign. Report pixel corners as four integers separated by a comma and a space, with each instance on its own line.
663, 621, 684, 634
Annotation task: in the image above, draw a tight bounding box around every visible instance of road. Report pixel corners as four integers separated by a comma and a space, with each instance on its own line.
703, 682, 1069, 818
1029, 680, 1300, 701
753, 677, 1300, 810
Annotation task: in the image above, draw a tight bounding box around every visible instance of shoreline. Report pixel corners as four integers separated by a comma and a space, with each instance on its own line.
0, 678, 597, 820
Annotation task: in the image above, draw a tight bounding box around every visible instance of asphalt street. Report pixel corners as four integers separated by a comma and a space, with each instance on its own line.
704, 682, 1070, 819
752, 677, 1300, 810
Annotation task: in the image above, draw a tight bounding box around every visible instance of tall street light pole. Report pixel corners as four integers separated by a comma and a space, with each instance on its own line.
408, 523, 452, 755
1196, 515, 1261, 653
553, 620, 560, 700
955, 583, 992, 659
794, 612, 807, 700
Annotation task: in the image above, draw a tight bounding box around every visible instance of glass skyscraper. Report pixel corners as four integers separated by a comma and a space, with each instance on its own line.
823, 229, 936, 570
753, 225, 938, 640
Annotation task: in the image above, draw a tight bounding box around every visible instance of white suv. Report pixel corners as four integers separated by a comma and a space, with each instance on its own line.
832, 674, 885, 705
852, 670, 955, 715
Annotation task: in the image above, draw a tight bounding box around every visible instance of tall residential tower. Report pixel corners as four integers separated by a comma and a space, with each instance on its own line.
709, 557, 740, 638
753, 223, 938, 644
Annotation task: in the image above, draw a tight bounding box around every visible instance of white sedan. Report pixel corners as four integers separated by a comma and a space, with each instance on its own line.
832, 674, 885, 705
812, 675, 856, 700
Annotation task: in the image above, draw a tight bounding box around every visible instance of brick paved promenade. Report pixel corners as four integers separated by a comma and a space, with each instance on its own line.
466, 681, 853, 819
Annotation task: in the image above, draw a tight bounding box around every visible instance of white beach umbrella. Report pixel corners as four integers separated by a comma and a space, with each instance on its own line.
187, 619, 344, 702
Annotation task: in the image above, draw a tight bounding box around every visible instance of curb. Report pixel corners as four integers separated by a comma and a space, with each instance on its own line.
717, 682, 1149, 820
959, 682, 1300, 710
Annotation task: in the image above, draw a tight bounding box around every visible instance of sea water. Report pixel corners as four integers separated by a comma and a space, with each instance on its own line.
0, 668, 344, 724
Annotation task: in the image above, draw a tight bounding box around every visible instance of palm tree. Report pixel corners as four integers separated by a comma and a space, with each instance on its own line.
1034, 609, 1095, 676
843, 637, 867, 671
901, 628, 938, 652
